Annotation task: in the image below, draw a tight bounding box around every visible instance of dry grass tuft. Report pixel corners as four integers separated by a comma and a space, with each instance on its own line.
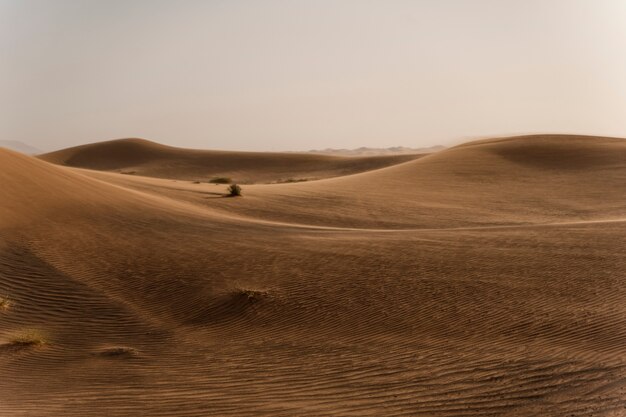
2, 329, 47, 351
235, 288, 271, 303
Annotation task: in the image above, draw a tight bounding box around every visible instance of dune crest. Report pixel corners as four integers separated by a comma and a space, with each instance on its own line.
87, 134, 626, 230
39, 138, 425, 183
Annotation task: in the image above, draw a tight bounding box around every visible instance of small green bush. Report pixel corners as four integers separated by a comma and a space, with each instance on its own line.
227, 184, 242, 197
209, 177, 232, 184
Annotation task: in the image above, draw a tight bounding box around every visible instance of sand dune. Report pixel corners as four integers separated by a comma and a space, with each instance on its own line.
90, 134, 626, 229
1, 135, 625, 416
39, 138, 424, 183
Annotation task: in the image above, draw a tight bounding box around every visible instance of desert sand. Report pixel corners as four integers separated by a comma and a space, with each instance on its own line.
1, 134, 625, 416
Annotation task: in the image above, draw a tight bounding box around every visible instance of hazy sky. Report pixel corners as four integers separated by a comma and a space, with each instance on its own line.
2, 0, 626, 151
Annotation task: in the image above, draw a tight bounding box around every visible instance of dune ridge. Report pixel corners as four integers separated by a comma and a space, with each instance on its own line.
1, 135, 625, 416
38, 138, 425, 183
85, 134, 626, 230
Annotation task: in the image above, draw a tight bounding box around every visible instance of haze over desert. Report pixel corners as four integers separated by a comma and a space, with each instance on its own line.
2, 1, 626, 416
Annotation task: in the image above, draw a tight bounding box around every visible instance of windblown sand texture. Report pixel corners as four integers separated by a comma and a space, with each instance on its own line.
1, 134, 625, 416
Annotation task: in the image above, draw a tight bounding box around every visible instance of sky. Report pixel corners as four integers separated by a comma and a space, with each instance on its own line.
2, 0, 626, 152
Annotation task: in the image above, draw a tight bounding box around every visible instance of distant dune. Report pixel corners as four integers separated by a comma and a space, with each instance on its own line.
302, 144, 445, 156
0, 140, 42, 155
2, 134, 626, 416
39, 138, 424, 183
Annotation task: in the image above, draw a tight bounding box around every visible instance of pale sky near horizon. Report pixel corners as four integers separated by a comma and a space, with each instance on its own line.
2, 0, 626, 152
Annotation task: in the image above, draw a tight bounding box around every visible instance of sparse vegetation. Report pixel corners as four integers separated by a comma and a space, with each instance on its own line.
210, 177, 232, 184
234, 288, 271, 304
278, 178, 309, 183
4, 329, 47, 349
0, 296, 10, 311
227, 184, 242, 197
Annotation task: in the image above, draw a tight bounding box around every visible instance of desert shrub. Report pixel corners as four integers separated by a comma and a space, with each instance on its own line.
0, 296, 10, 311
234, 289, 271, 305
238, 289, 269, 300
227, 184, 242, 197
209, 177, 232, 184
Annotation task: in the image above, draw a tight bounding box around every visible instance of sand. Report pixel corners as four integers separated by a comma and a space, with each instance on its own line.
1, 134, 625, 416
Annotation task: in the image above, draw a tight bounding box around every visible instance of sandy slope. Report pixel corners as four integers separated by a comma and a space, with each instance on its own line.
38, 138, 423, 183
1, 135, 625, 416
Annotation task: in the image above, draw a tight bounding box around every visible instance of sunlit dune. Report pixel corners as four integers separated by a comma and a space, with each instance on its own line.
81, 134, 626, 229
